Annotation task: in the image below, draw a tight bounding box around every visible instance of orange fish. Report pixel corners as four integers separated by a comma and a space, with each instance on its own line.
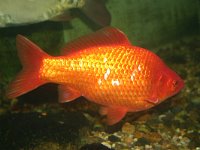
6, 27, 184, 125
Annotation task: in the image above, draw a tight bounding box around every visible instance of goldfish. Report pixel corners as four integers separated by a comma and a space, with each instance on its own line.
6, 27, 184, 125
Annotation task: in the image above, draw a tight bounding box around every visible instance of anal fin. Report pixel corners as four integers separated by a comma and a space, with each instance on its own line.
100, 106, 127, 125
58, 85, 81, 103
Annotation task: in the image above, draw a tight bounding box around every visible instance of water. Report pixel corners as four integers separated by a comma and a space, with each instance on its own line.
0, 0, 199, 149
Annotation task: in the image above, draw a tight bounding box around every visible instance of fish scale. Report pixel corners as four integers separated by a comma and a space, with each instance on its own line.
40, 46, 157, 109
6, 27, 184, 125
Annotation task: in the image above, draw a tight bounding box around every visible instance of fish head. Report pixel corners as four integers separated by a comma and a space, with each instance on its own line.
156, 67, 184, 101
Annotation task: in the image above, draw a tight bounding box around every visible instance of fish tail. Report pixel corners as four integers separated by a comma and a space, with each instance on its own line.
6, 35, 49, 99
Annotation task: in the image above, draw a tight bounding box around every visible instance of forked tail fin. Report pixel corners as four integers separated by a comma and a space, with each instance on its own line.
6, 35, 49, 99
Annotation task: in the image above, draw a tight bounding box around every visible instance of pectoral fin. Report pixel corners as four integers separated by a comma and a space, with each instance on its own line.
100, 106, 127, 125
145, 90, 159, 104
145, 97, 159, 104
58, 85, 81, 103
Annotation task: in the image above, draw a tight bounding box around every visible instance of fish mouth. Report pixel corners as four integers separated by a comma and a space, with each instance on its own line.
168, 78, 185, 100
177, 77, 185, 92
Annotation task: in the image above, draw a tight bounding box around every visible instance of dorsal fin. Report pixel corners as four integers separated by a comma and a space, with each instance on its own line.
61, 27, 131, 55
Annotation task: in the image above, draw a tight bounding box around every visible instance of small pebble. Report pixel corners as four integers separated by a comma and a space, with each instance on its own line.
137, 124, 150, 133
80, 143, 113, 150
124, 136, 134, 145
135, 137, 150, 146
146, 132, 162, 143
137, 114, 152, 122
145, 144, 153, 150
122, 122, 135, 134
108, 135, 121, 142
101, 142, 112, 149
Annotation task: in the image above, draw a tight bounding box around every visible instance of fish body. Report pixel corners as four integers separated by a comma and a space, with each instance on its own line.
0, 0, 110, 27
7, 27, 184, 125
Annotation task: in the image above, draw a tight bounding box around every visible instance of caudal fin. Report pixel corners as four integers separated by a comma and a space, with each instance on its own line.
6, 35, 49, 99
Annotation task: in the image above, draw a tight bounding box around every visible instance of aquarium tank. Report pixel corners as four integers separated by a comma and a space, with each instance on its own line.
0, 0, 199, 149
